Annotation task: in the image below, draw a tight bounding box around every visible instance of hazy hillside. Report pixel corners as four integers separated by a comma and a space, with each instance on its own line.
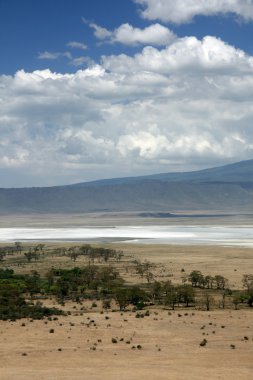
0, 159, 253, 214
71, 159, 253, 187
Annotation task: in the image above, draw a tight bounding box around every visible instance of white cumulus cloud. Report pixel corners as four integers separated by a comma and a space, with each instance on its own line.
70, 56, 91, 67
66, 41, 88, 50
89, 22, 176, 46
38, 51, 72, 60
135, 0, 253, 23
102, 36, 253, 74
88, 22, 112, 39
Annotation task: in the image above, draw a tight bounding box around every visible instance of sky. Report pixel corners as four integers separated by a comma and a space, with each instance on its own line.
1, 0, 253, 187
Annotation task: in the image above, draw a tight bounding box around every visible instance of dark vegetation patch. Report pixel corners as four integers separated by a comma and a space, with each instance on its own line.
0, 242, 253, 321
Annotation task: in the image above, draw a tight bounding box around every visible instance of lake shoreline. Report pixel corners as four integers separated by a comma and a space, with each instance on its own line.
0, 225, 253, 247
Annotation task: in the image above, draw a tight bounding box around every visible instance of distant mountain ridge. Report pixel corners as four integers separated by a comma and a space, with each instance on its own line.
1, 159, 253, 214
70, 159, 253, 187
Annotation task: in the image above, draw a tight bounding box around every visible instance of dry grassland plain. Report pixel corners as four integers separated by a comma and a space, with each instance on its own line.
0, 215, 253, 380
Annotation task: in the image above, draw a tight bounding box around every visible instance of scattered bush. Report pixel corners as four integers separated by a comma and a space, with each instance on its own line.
200, 339, 207, 347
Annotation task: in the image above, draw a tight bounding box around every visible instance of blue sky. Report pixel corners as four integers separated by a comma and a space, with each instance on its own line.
1, 0, 253, 187
2, 0, 253, 74
0, 0, 140, 74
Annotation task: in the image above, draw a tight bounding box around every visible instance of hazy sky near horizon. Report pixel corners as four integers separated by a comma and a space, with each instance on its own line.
1, 0, 253, 187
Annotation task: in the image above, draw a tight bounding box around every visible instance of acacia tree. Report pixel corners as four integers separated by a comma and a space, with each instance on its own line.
36, 244, 45, 256
202, 292, 214, 311
214, 275, 228, 290
204, 275, 215, 289
114, 288, 130, 311
25, 271, 41, 298
232, 295, 241, 310
150, 281, 162, 303
68, 247, 79, 262
220, 288, 231, 309
177, 285, 195, 307
134, 260, 145, 278
248, 295, 253, 307
188, 271, 205, 287
24, 249, 38, 262
242, 274, 253, 292
0, 251, 6, 262
128, 286, 147, 306
134, 260, 155, 284
116, 250, 124, 262
163, 280, 172, 296
242, 274, 253, 307
14, 242, 22, 254
145, 271, 154, 284
165, 285, 178, 310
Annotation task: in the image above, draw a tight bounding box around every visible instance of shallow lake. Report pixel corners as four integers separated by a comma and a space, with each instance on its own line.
0, 225, 253, 246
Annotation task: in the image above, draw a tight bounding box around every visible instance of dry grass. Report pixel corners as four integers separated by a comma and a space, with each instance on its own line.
1, 241, 253, 379
0, 304, 253, 380
3, 243, 252, 288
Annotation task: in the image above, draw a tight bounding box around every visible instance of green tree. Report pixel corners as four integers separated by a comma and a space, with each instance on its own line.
163, 280, 172, 296
202, 292, 214, 311
214, 275, 228, 290
128, 286, 147, 306
24, 249, 38, 262
25, 271, 41, 298
14, 242, 22, 254
165, 285, 178, 310
189, 271, 204, 288
114, 288, 130, 311
150, 281, 162, 303
0, 251, 6, 262
204, 275, 215, 289
248, 295, 253, 307
232, 295, 241, 310
177, 284, 195, 307
242, 274, 253, 292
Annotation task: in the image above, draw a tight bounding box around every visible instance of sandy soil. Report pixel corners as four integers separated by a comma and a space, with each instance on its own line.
0, 305, 253, 380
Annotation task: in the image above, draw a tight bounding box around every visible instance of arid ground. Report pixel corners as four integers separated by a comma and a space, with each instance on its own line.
0, 222, 253, 379
1, 306, 253, 380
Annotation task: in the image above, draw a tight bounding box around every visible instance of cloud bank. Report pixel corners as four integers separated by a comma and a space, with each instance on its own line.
2, 35, 253, 186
